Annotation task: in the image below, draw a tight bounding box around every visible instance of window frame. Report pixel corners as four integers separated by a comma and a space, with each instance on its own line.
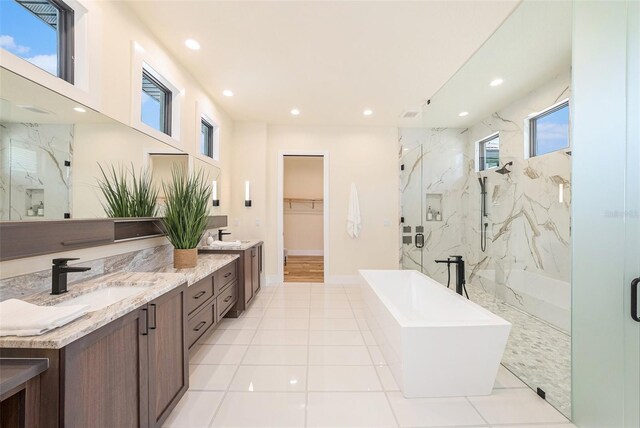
528, 99, 570, 158
141, 68, 173, 136
5, 0, 75, 83
477, 132, 500, 171
200, 118, 214, 158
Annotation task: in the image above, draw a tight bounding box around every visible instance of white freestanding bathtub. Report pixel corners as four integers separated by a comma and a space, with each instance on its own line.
359, 269, 511, 397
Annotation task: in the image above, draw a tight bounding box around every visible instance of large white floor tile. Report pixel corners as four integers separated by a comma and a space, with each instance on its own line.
468, 388, 570, 425
308, 365, 382, 391
308, 346, 372, 365
308, 330, 365, 346
387, 392, 486, 427
263, 307, 310, 318
258, 317, 309, 330
376, 366, 400, 391
269, 299, 311, 308
189, 364, 237, 391
202, 328, 255, 345
239, 305, 267, 318
212, 392, 306, 427
307, 392, 397, 427
242, 345, 308, 365
162, 391, 224, 428
190, 344, 248, 365
361, 330, 377, 346
230, 365, 307, 391
310, 300, 352, 309
495, 424, 576, 428
368, 346, 387, 366
310, 307, 355, 318
494, 365, 527, 389
309, 294, 350, 303
217, 317, 261, 330
251, 329, 309, 345
309, 317, 359, 331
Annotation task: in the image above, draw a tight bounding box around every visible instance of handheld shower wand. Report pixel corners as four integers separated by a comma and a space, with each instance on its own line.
478, 176, 488, 252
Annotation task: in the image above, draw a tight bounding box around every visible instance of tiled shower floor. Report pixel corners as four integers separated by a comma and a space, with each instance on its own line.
163, 282, 574, 428
470, 286, 572, 418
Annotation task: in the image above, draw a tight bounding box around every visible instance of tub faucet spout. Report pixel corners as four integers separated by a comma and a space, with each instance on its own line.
434, 256, 467, 298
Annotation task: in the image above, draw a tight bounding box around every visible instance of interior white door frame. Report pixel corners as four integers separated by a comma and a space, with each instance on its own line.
277, 150, 329, 283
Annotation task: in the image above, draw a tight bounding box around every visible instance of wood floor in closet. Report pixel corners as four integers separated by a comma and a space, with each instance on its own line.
284, 256, 324, 282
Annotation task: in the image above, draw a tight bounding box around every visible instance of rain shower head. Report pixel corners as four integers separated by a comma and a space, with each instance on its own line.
495, 161, 513, 175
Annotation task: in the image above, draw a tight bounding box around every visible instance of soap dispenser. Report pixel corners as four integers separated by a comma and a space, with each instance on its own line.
37, 201, 44, 216
427, 206, 433, 221
436, 211, 442, 221
206, 232, 214, 246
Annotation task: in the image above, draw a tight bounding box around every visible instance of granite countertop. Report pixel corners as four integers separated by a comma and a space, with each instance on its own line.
0, 254, 239, 349
198, 239, 262, 251
152, 253, 239, 285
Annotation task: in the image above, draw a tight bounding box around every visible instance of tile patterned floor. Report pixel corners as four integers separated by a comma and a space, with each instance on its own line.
163, 282, 576, 428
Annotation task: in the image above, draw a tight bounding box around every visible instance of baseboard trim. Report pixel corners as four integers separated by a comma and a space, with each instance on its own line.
266, 275, 280, 285
286, 249, 324, 256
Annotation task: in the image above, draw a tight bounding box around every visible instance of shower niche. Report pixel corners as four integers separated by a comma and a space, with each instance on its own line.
425, 193, 443, 222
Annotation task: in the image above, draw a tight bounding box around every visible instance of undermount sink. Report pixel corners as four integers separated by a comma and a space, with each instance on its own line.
54, 286, 148, 312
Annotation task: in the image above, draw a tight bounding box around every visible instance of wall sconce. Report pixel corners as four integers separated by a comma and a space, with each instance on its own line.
212, 180, 220, 206
244, 180, 252, 207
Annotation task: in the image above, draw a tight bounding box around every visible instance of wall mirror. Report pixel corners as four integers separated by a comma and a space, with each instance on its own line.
0, 67, 221, 221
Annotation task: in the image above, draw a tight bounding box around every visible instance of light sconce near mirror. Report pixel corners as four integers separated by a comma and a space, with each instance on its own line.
212, 180, 220, 206
245, 181, 252, 207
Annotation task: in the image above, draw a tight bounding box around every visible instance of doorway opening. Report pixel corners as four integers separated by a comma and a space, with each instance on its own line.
281, 155, 325, 282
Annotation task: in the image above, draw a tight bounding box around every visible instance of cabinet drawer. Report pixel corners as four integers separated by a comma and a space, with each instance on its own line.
216, 282, 238, 320
188, 299, 215, 349
188, 275, 214, 315
214, 261, 237, 294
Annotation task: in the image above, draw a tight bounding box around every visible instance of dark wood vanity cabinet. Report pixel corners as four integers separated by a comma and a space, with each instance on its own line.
1, 283, 188, 428
199, 242, 263, 316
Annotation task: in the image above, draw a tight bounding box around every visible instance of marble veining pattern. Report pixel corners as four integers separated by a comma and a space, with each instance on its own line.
198, 239, 262, 252
0, 122, 73, 220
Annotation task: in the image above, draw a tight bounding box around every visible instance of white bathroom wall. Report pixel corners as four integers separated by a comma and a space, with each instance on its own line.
284, 156, 324, 254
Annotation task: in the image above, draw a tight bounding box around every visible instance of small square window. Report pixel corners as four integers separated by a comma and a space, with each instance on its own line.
478, 134, 500, 171
200, 119, 214, 158
1, 0, 74, 83
529, 101, 569, 157
141, 70, 172, 135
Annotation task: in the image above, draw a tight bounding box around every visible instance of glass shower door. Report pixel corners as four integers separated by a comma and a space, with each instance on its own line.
400, 131, 424, 272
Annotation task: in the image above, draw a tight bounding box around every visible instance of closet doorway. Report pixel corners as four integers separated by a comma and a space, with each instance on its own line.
278, 153, 328, 283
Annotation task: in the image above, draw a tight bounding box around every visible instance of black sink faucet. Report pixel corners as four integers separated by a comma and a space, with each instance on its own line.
52, 258, 91, 295
218, 229, 232, 241
434, 255, 467, 298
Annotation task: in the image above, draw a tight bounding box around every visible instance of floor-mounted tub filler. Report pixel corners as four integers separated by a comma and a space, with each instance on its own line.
359, 269, 511, 397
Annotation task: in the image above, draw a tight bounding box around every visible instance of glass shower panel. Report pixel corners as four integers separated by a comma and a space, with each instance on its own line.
399, 130, 424, 272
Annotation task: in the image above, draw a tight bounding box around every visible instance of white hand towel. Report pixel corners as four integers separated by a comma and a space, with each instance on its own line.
347, 182, 361, 238
0, 299, 90, 337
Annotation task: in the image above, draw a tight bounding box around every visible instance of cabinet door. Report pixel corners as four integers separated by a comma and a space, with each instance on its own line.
148, 284, 188, 427
63, 307, 149, 428
252, 246, 260, 295
244, 249, 254, 305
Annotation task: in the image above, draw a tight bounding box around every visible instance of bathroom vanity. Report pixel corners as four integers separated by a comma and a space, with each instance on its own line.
0, 254, 240, 428
199, 240, 264, 316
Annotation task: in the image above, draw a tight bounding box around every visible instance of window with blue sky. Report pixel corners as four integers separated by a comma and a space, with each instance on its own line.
531, 101, 570, 156
141, 70, 172, 135
0, 0, 61, 76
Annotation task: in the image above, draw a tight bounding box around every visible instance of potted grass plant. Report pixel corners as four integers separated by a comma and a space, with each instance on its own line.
162, 166, 211, 269
97, 163, 158, 217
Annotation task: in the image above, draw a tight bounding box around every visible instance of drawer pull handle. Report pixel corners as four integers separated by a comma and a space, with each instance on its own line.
224, 272, 232, 278
223, 295, 233, 303
194, 321, 207, 332
193, 291, 207, 299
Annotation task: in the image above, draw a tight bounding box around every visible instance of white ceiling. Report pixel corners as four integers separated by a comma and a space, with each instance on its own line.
125, 0, 521, 127
422, 0, 572, 128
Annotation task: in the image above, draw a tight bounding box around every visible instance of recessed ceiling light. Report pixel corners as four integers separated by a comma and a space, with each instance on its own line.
458, 111, 469, 117
490, 78, 504, 87
185, 39, 201, 50
222, 90, 234, 97
363, 109, 373, 116
73, 106, 86, 113
290, 108, 300, 116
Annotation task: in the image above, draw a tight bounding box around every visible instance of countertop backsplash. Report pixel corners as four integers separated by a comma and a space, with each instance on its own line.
0, 244, 173, 302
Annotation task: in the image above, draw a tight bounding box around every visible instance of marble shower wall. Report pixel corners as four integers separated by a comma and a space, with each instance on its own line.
0, 122, 73, 220
464, 71, 572, 313
399, 128, 470, 286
